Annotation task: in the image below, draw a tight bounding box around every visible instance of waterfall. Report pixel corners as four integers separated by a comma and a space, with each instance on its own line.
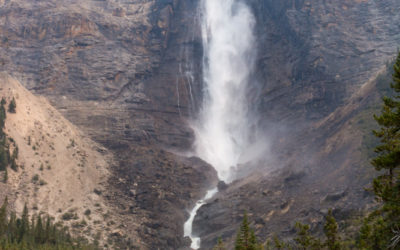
193, 0, 256, 182
183, 188, 218, 249
184, 0, 257, 248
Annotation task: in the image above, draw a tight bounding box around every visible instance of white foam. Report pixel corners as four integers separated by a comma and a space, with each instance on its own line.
192, 0, 256, 182
183, 188, 218, 249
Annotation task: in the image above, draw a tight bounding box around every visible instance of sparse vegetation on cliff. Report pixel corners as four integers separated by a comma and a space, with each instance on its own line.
0, 97, 17, 175
8, 97, 16, 113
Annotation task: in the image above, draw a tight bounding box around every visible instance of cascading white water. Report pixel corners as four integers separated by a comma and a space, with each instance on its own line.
183, 188, 218, 249
184, 0, 257, 249
194, 0, 256, 182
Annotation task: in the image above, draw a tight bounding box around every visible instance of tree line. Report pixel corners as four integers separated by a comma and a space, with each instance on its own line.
217, 209, 340, 250
0, 197, 96, 249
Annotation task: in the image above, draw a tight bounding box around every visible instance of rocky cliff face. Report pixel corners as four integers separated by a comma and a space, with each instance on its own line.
0, 0, 214, 249
251, 0, 400, 123
1, 0, 400, 249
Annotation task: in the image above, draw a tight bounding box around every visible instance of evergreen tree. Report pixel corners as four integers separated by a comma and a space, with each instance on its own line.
0, 197, 8, 236
213, 237, 226, 250
235, 212, 250, 250
272, 236, 288, 249
372, 51, 400, 202
10, 158, 17, 171
0, 101, 5, 130
294, 222, 321, 249
0, 149, 8, 171
8, 97, 16, 113
44, 216, 52, 244
0, 102, 10, 172
360, 51, 400, 249
358, 215, 387, 249
249, 229, 258, 249
8, 211, 17, 242
18, 204, 29, 242
3, 168, 7, 183
35, 215, 44, 244
234, 212, 262, 250
323, 209, 340, 250
235, 224, 245, 250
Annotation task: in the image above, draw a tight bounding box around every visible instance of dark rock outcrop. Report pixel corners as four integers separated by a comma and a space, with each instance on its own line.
250, 0, 400, 123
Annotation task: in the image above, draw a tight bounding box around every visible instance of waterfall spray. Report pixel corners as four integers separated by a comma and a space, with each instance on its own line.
184, 0, 257, 248
194, 0, 256, 182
